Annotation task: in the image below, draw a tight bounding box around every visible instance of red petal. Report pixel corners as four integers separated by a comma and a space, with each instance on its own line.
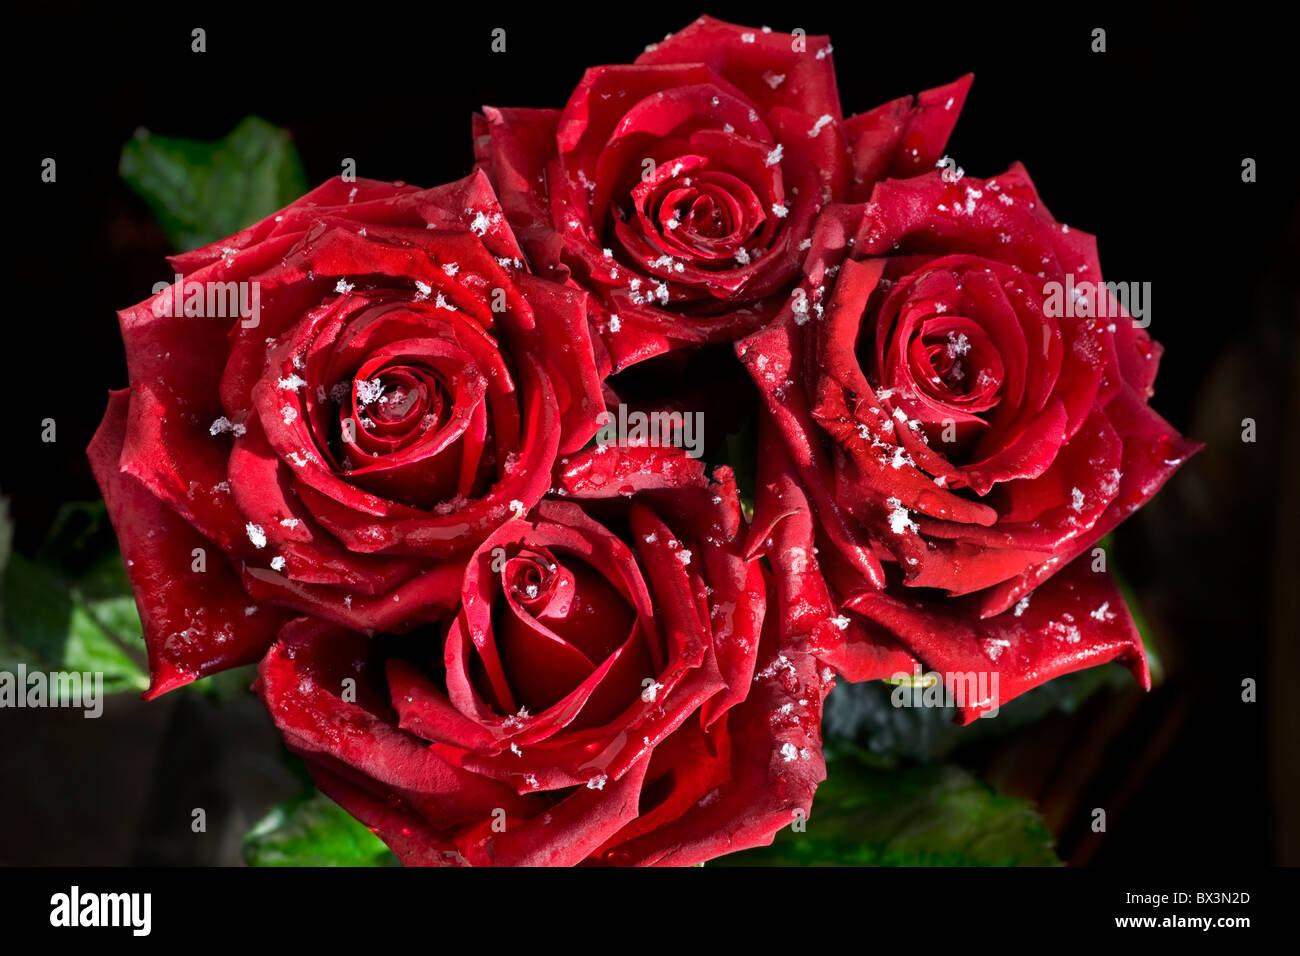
846, 551, 1149, 723
89, 390, 289, 696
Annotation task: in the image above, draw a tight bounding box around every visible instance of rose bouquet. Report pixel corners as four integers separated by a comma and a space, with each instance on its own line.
85, 16, 1196, 866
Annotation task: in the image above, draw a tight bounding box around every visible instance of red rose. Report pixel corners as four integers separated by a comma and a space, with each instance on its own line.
475, 16, 857, 374
738, 163, 1201, 720
88, 172, 603, 697
255, 446, 828, 865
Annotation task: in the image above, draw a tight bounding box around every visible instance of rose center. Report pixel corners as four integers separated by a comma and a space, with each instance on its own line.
491, 549, 641, 719
907, 320, 1004, 413
505, 551, 560, 608
348, 364, 448, 440
618, 158, 771, 270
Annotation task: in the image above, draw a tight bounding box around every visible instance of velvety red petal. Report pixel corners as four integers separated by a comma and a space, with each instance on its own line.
846, 551, 1149, 723
89, 390, 290, 696
845, 74, 972, 200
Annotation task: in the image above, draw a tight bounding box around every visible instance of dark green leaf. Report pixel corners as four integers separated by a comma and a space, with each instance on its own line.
716, 754, 1059, 866
120, 116, 308, 251
1, 552, 148, 694
823, 663, 1134, 764
1, 500, 148, 693
244, 792, 399, 867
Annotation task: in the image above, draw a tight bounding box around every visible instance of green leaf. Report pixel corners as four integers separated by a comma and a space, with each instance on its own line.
244, 792, 399, 867
120, 116, 308, 251
0, 551, 149, 695
34, 502, 146, 656
1, 500, 149, 695
823, 663, 1134, 765
716, 754, 1059, 866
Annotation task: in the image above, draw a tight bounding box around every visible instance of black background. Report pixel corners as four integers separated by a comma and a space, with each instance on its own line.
4, 2, 1296, 867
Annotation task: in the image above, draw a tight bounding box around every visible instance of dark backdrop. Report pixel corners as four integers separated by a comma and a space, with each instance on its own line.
4, 2, 1296, 865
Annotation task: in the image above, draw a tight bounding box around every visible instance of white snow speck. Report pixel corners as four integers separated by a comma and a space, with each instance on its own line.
355, 378, 384, 406
209, 417, 246, 438
808, 115, 833, 138
886, 497, 918, 535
